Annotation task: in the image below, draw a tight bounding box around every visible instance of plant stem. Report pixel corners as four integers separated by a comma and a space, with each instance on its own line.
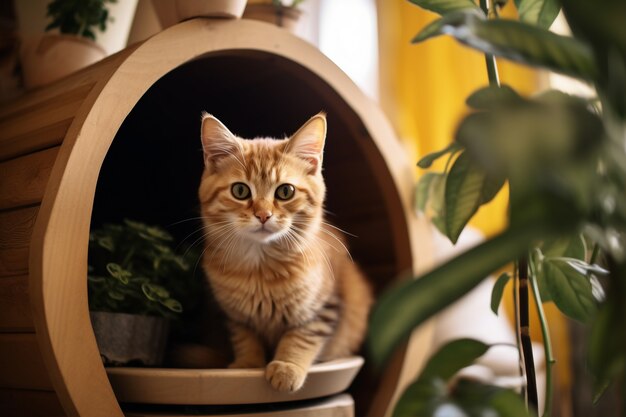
530, 254, 554, 417
513, 262, 527, 398
590, 243, 600, 264
519, 256, 539, 413
480, 0, 501, 86
479, 1, 539, 412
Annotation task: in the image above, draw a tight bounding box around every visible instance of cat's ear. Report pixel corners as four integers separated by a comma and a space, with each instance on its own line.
288, 113, 327, 174
201, 112, 241, 168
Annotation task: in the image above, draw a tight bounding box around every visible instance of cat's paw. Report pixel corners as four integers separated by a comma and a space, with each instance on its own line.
265, 360, 307, 392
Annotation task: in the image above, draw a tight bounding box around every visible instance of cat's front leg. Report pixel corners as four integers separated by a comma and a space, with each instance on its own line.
227, 321, 266, 369
266, 315, 336, 392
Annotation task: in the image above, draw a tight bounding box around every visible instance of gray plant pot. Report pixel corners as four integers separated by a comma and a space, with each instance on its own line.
90, 311, 170, 366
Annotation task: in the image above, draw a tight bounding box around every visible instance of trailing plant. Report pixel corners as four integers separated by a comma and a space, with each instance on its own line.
369, 0, 626, 416
45, 0, 117, 41
88, 219, 202, 319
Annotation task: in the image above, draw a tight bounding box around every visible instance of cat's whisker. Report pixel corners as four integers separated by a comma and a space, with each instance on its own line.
316, 227, 353, 262
205, 225, 238, 250
283, 229, 311, 268
168, 216, 207, 227
321, 221, 358, 238
288, 226, 333, 276
291, 222, 349, 266
220, 233, 243, 273
207, 228, 237, 267
177, 224, 215, 252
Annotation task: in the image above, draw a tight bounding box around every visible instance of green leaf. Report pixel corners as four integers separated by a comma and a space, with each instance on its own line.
466, 18, 597, 80
480, 171, 506, 204
430, 174, 448, 236
395, 361, 531, 417
369, 223, 545, 366
412, 9, 483, 44
107, 290, 125, 301
413, 10, 597, 80
393, 339, 489, 417
106, 263, 131, 284
466, 85, 522, 109
417, 142, 462, 169
393, 379, 449, 417
98, 236, 115, 251
421, 339, 489, 381
555, 258, 608, 277
457, 91, 604, 227
142, 283, 170, 300
515, 0, 561, 29
543, 261, 596, 321
470, 383, 531, 417
445, 151, 487, 243
491, 272, 511, 315
543, 234, 587, 260
160, 298, 183, 313
408, 0, 480, 16
535, 260, 554, 302
415, 173, 442, 212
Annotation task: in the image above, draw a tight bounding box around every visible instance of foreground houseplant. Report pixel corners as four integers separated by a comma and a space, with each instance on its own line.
88, 219, 196, 366
369, 0, 626, 416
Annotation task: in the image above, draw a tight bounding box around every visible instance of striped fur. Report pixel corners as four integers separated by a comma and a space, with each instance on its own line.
198, 113, 372, 392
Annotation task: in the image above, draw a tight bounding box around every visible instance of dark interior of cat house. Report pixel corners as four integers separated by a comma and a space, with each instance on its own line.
90, 51, 413, 415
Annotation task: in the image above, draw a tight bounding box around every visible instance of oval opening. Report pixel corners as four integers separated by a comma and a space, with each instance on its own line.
90, 51, 411, 413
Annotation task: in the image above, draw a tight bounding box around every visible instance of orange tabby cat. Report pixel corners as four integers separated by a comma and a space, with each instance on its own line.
198, 112, 372, 392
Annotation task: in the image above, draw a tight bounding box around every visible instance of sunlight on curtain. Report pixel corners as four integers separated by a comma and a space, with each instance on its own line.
318, 0, 379, 100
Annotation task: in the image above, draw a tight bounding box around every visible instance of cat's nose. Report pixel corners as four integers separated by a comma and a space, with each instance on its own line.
255, 210, 272, 224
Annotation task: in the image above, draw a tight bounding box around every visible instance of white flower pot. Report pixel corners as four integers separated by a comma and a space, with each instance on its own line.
20, 34, 107, 89
153, 0, 248, 29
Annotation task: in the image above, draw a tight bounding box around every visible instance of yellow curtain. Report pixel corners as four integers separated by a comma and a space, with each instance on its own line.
377, 0, 540, 238
376, 1, 571, 411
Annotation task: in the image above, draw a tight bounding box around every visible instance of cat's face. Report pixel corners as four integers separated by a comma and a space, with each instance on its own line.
199, 113, 327, 244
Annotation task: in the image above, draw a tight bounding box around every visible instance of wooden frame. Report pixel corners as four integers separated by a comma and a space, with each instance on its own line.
0, 18, 435, 416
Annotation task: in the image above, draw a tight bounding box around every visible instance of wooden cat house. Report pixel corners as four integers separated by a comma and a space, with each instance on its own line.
0, 19, 433, 417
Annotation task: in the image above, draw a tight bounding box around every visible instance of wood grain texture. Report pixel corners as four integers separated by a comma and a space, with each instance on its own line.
1, 388, 65, 417
0, 148, 59, 210
0, 333, 53, 390
0, 275, 33, 331
0, 206, 39, 250
124, 393, 353, 417
0, 85, 92, 162
0, 247, 29, 278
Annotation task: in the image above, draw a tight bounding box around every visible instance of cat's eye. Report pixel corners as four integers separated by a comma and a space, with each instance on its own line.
231, 182, 251, 200
275, 184, 295, 201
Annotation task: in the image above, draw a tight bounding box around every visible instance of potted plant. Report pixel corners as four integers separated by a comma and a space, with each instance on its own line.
19, 0, 115, 89
88, 219, 198, 366
368, 0, 625, 416
243, 0, 306, 33
152, 0, 249, 30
